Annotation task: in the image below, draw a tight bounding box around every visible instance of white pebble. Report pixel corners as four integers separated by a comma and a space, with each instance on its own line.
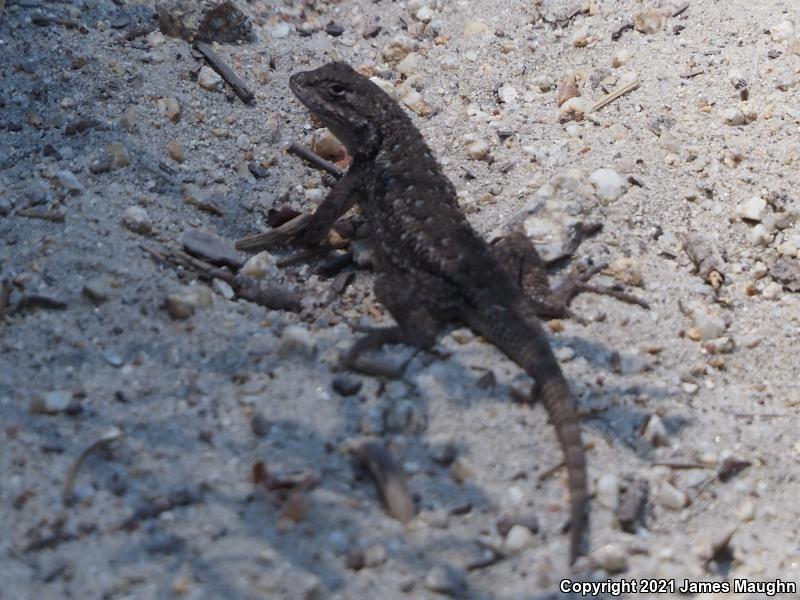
277, 325, 316, 358
415, 6, 434, 23
654, 481, 689, 510
270, 22, 291, 39
591, 544, 628, 573
762, 282, 783, 300
198, 66, 223, 91
723, 108, 746, 126
596, 473, 619, 509
612, 49, 631, 68
589, 168, 627, 201
555, 347, 575, 362
241, 251, 278, 279
769, 20, 795, 43
502, 525, 536, 554
465, 140, 489, 161
643, 414, 669, 446
122, 205, 153, 236
497, 83, 518, 104
737, 196, 767, 222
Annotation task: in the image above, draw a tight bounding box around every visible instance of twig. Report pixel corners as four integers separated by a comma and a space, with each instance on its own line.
0, 278, 11, 319
141, 245, 301, 311
194, 42, 255, 105
541, 6, 587, 28
612, 2, 690, 40
16, 208, 66, 222
116, 489, 201, 532
235, 213, 311, 251
12, 295, 67, 313
652, 461, 710, 470
349, 440, 415, 523
590, 79, 640, 113
288, 143, 344, 179
63, 428, 124, 505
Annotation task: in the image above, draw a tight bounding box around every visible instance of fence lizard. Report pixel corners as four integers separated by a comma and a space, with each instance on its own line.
290, 62, 645, 563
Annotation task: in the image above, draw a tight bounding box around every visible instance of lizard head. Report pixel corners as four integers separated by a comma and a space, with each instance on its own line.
289, 62, 388, 157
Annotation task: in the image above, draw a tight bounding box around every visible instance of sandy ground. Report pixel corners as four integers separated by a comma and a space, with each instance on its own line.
2, 0, 800, 598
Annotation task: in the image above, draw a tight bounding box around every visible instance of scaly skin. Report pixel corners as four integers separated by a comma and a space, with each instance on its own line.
290, 62, 589, 563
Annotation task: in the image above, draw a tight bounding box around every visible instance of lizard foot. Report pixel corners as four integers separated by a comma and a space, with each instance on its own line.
552, 262, 649, 311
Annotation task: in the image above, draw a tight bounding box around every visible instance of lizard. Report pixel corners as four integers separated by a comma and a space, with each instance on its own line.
289, 61, 646, 564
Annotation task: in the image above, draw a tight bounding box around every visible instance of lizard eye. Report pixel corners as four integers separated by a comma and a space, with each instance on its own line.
328, 83, 346, 98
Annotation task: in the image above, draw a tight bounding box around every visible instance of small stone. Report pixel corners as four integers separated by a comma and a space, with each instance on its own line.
332, 375, 362, 396
83, 278, 112, 303
633, 8, 669, 34
89, 152, 114, 174
591, 544, 628, 573
120, 106, 138, 133
642, 414, 669, 446
156, 0, 254, 43
688, 304, 726, 340
572, 25, 590, 47
158, 97, 181, 122
589, 168, 627, 201
612, 48, 631, 68
497, 83, 518, 104
723, 108, 746, 126
533, 74, 554, 92
737, 498, 756, 522
270, 22, 291, 39
250, 412, 271, 437
607, 257, 642, 286
415, 6, 433, 23
761, 281, 783, 300
654, 481, 689, 510
166, 139, 185, 162
165, 286, 212, 319
241, 251, 278, 279
424, 565, 466, 597
502, 524, 536, 554
122, 206, 153, 236
277, 325, 316, 358
183, 230, 243, 269
429, 440, 457, 465
56, 170, 84, 193
310, 128, 342, 160
449, 458, 473, 483
211, 278, 234, 299
555, 346, 575, 362
463, 20, 489, 36
61, 97, 76, 109
236, 133, 251, 151
596, 473, 619, 509
737, 196, 767, 222
198, 66, 223, 91
30, 390, 72, 414
465, 140, 489, 161
769, 20, 795, 43
106, 142, 130, 168
324, 21, 344, 36
363, 544, 388, 568
102, 351, 124, 368
396, 52, 420, 76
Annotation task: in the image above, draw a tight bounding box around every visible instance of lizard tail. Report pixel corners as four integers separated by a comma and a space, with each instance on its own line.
469, 308, 588, 564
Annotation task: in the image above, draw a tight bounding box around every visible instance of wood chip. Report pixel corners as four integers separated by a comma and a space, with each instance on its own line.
349, 439, 415, 523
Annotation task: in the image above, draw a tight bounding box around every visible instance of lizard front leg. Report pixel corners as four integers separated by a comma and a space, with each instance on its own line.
343, 271, 457, 373
301, 164, 365, 246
